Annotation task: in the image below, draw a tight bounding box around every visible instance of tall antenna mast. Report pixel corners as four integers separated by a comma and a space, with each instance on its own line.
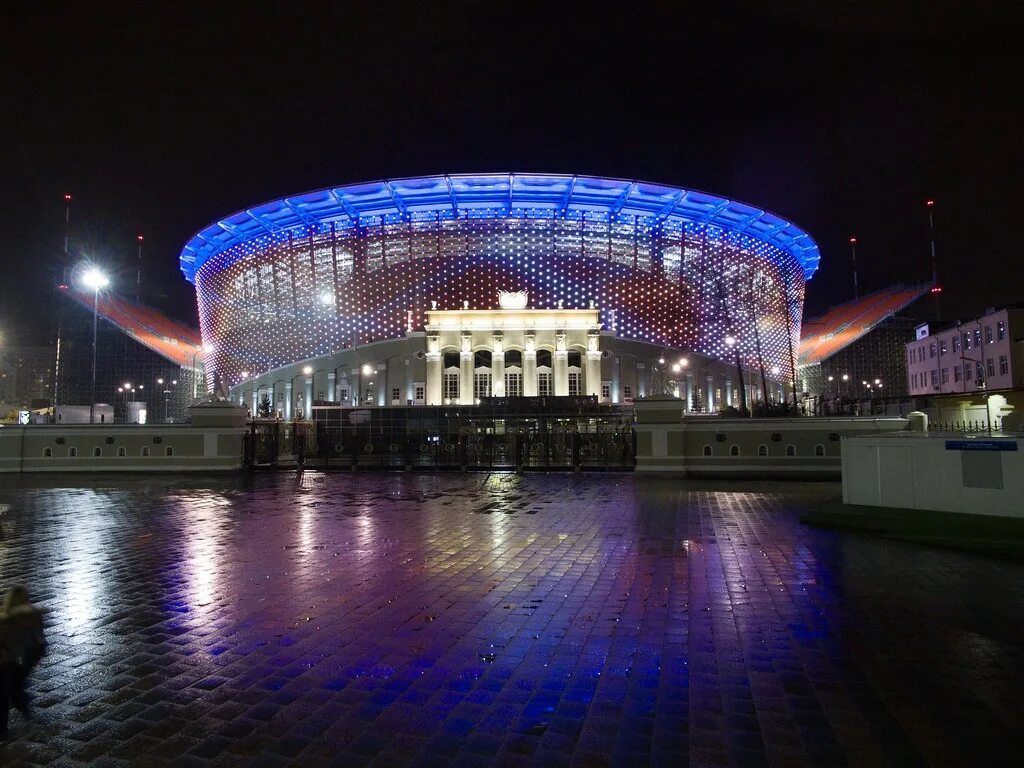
849, 236, 859, 299
926, 200, 941, 320
136, 234, 144, 303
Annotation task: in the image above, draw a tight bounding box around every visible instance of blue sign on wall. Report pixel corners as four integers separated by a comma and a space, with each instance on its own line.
944, 440, 1018, 452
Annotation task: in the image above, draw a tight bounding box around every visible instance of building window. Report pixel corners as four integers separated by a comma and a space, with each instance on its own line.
985, 325, 993, 343
68, 447, 78, 457
43, 447, 52, 458
999, 355, 1008, 375
931, 370, 938, 387
952, 335, 960, 352
538, 372, 553, 397
141, 446, 150, 457
568, 371, 582, 397
117, 446, 126, 457
702, 445, 712, 456
443, 372, 460, 401
622, 384, 632, 402
473, 373, 491, 400
758, 444, 768, 456
940, 340, 947, 355
165, 446, 174, 457
963, 332, 970, 350
965, 363, 973, 382
973, 329, 982, 347
391, 387, 401, 404
987, 358, 995, 377
907, 350, 913, 366
730, 445, 740, 456
954, 365, 962, 383
601, 381, 611, 400
941, 368, 949, 384
504, 372, 522, 398
785, 444, 796, 457
929, 342, 936, 359
997, 321, 1006, 341
414, 384, 425, 404
92, 447, 102, 457
815, 444, 826, 456
976, 362, 984, 381
911, 373, 917, 389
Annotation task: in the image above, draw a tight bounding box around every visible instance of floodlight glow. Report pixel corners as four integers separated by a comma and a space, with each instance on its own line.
362, 364, 374, 376
302, 365, 313, 375
81, 267, 110, 291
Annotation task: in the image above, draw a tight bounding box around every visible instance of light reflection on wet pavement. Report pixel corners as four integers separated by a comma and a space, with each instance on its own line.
0, 472, 1022, 766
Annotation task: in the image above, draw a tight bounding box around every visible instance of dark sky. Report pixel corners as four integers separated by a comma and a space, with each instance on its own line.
2, 3, 1021, 342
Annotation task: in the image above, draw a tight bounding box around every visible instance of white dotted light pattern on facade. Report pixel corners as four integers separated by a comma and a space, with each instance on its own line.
182, 175, 818, 388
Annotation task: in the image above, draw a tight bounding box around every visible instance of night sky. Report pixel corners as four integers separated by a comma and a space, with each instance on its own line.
2, 3, 1021, 343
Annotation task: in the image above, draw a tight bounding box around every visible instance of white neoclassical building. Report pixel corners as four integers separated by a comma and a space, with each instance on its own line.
232, 292, 787, 418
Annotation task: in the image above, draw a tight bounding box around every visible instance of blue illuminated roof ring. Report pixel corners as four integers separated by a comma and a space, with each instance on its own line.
179, 173, 820, 283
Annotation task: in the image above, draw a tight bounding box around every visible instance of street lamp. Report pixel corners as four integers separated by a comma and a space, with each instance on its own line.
80, 266, 110, 423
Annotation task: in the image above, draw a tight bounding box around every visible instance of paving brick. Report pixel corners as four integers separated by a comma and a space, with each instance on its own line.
1, 473, 1023, 766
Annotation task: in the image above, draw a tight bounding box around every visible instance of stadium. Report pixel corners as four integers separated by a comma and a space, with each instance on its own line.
180, 174, 819, 416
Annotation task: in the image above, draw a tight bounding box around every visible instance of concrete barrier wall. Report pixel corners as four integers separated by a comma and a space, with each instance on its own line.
634, 398, 907, 476
842, 434, 1024, 517
0, 403, 249, 473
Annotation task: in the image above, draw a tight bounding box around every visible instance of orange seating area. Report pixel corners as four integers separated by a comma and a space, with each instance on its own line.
799, 284, 929, 366
62, 287, 202, 368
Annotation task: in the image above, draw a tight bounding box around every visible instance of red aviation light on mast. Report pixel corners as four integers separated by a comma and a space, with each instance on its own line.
137, 234, 144, 242
848, 236, 857, 244
63, 194, 73, 201
926, 200, 935, 207
930, 286, 943, 294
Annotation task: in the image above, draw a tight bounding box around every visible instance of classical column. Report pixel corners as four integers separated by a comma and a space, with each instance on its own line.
586, 351, 602, 397
251, 389, 258, 413
554, 330, 568, 396
304, 375, 313, 414
460, 331, 474, 404
523, 332, 537, 396
426, 351, 442, 405
327, 372, 336, 403
491, 334, 504, 397
284, 382, 293, 419
636, 362, 646, 399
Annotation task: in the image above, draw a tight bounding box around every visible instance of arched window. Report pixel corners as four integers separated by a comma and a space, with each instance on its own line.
567, 351, 583, 396
758, 444, 768, 456
43, 447, 52, 458
117, 446, 127, 457
442, 351, 461, 402
730, 445, 740, 456
536, 350, 553, 397
68, 447, 78, 458
504, 350, 523, 398
815, 444, 826, 456
165, 446, 174, 457
473, 350, 492, 400
786, 444, 796, 457
702, 445, 712, 456
92, 447, 102, 457
141, 446, 150, 457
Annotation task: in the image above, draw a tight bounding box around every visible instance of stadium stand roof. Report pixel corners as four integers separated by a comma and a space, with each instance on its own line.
179, 173, 821, 283
798, 284, 932, 367
61, 287, 202, 368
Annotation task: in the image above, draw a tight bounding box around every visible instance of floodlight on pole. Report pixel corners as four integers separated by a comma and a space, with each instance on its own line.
79, 265, 110, 424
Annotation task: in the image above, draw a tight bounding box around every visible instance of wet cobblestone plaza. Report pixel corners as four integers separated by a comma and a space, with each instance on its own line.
1, 472, 1022, 767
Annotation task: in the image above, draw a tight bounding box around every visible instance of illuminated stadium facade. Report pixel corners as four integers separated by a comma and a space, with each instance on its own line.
180, 174, 819, 414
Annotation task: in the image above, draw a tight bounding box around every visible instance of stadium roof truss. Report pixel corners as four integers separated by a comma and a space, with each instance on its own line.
180, 173, 820, 283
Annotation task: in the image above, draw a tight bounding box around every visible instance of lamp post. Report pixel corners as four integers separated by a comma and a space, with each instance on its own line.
80, 267, 110, 423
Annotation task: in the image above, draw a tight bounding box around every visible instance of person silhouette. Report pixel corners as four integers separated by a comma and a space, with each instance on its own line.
0, 586, 47, 740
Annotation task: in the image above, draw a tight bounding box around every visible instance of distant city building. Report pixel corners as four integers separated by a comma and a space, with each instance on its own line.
797, 284, 932, 412
906, 306, 1024, 396
0, 345, 53, 410
56, 287, 204, 423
